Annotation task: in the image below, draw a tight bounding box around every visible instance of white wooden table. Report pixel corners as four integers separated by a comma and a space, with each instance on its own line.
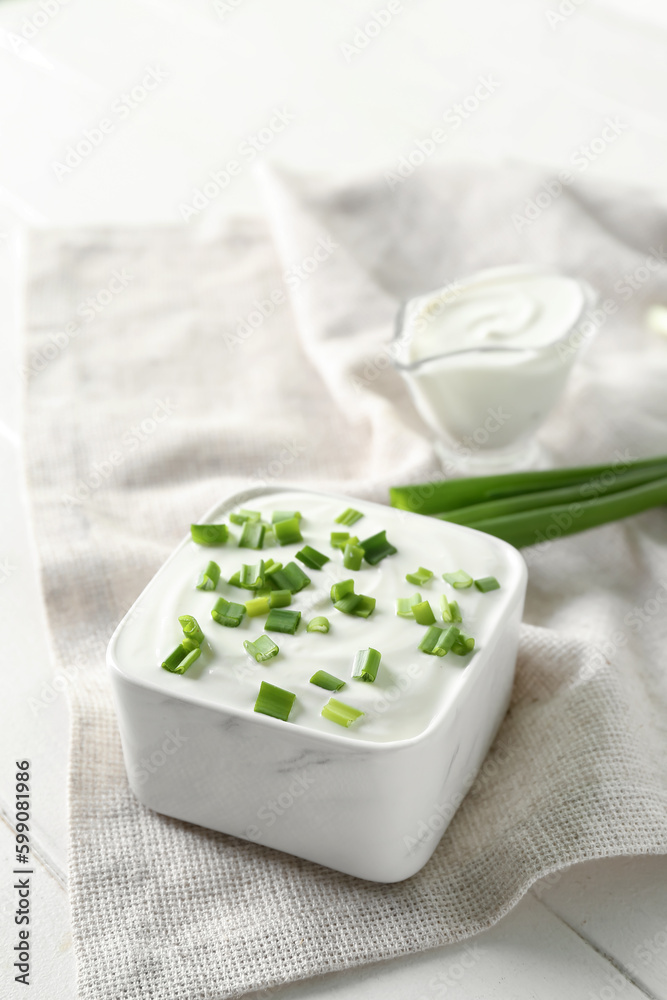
1, 1, 667, 996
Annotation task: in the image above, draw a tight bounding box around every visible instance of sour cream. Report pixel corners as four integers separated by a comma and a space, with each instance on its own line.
395, 266, 597, 464
113, 491, 519, 744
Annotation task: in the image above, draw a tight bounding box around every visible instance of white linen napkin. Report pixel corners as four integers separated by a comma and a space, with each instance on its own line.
23, 162, 667, 999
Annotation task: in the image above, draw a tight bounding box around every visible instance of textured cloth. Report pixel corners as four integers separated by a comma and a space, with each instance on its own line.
23, 163, 667, 1000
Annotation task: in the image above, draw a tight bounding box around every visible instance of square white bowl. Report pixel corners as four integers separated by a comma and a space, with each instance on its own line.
107, 486, 527, 882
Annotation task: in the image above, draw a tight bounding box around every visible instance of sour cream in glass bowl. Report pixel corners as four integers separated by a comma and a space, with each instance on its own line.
393, 265, 598, 471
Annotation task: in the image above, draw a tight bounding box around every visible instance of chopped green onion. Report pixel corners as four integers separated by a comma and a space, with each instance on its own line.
331, 531, 351, 549
333, 594, 362, 615
310, 669, 344, 690
211, 597, 245, 627
295, 545, 330, 570
178, 614, 204, 646
443, 570, 473, 589
331, 578, 355, 602
354, 599, 374, 617
265, 561, 310, 593
271, 510, 302, 523
451, 632, 475, 656
405, 567, 433, 586
245, 596, 271, 617
307, 616, 330, 633
190, 523, 228, 546
264, 608, 301, 634
244, 634, 280, 663
334, 593, 376, 618
161, 643, 201, 674
330, 579, 374, 616
253, 680, 295, 720
321, 697, 364, 727
358, 597, 378, 617
343, 541, 364, 570
360, 530, 397, 566
176, 647, 201, 672
419, 625, 460, 656
269, 589, 291, 608
396, 593, 422, 617
263, 558, 282, 574
161, 644, 186, 672
352, 647, 381, 683
230, 563, 266, 589
196, 560, 220, 591
435, 625, 461, 654
419, 625, 468, 656
239, 561, 265, 590
419, 626, 443, 655
335, 507, 363, 526
230, 509, 261, 525
274, 517, 303, 546
440, 594, 462, 622
474, 576, 500, 592
239, 520, 266, 549
412, 600, 436, 626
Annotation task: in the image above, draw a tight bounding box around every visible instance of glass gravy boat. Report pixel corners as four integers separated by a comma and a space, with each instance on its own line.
393, 265, 598, 471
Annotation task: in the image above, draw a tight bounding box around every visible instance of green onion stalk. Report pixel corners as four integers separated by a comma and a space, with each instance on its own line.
390, 454, 667, 548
